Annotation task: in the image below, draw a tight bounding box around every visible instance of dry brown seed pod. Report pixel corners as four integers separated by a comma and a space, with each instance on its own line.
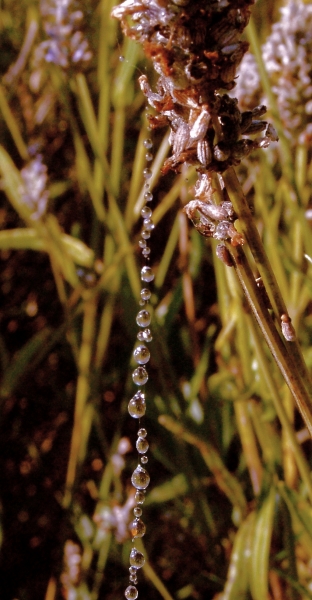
189, 107, 211, 142
281, 314, 296, 342
216, 243, 234, 266
197, 139, 212, 166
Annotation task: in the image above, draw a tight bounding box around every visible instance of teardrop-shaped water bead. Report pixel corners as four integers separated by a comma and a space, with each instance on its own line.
142, 328, 153, 342
135, 490, 146, 504
129, 575, 138, 584
133, 345, 150, 365
130, 547, 145, 568
131, 464, 150, 490
131, 518, 146, 538
144, 191, 153, 202
142, 247, 151, 257
134, 507, 142, 517
145, 152, 153, 161
143, 218, 155, 231
125, 585, 138, 599
141, 229, 151, 240
143, 138, 153, 149
138, 428, 147, 438
136, 436, 149, 454
141, 288, 151, 301
141, 266, 154, 282
141, 455, 148, 464
143, 168, 152, 179
139, 238, 147, 248
137, 331, 145, 342
129, 567, 137, 576
132, 367, 148, 386
128, 391, 146, 418
141, 206, 152, 219
136, 310, 151, 327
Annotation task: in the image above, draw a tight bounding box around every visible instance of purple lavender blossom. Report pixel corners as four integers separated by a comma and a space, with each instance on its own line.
20, 155, 49, 220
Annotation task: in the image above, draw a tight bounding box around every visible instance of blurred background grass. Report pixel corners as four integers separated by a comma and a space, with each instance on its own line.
1, 0, 312, 599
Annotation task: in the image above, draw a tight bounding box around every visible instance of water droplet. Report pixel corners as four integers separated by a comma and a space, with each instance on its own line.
125, 585, 138, 599
143, 218, 155, 231
143, 168, 152, 179
137, 331, 145, 341
129, 567, 137, 576
143, 138, 153, 149
129, 575, 138, 584
138, 428, 147, 438
142, 328, 153, 342
128, 391, 146, 418
135, 490, 145, 504
133, 345, 150, 365
141, 455, 148, 464
136, 310, 151, 327
142, 247, 151, 257
131, 464, 150, 489
119, 55, 125, 61
139, 239, 147, 248
144, 191, 153, 202
131, 518, 146, 538
141, 206, 152, 219
130, 547, 145, 568
136, 436, 149, 453
145, 152, 153, 161
141, 266, 154, 282
134, 506, 142, 517
141, 288, 151, 301
132, 367, 148, 386
141, 229, 151, 240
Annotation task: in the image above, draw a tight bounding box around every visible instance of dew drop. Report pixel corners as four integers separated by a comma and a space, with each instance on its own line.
132, 367, 148, 386
135, 490, 146, 504
139, 239, 147, 248
144, 191, 153, 202
137, 331, 145, 341
141, 206, 153, 219
129, 575, 138, 584
141, 229, 151, 240
142, 328, 152, 342
129, 567, 137, 576
136, 436, 149, 453
125, 585, 138, 599
134, 506, 142, 517
130, 547, 146, 568
136, 310, 151, 327
131, 517, 146, 538
131, 464, 150, 490
128, 391, 146, 418
138, 428, 147, 438
141, 288, 151, 301
141, 455, 148, 464
141, 266, 154, 282
142, 248, 151, 257
143, 168, 152, 180
145, 152, 153, 161
143, 218, 155, 231
143, 138, 153, 149
133, 345, 150, 365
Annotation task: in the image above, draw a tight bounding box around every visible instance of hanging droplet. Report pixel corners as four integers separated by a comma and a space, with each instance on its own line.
144, 191, 153, 202
139, 239, 147, 248
129, 575, 138, 584
141, 206, 153, 219
138, 428, 147, 438
143, 168, 152, 179
145, 152, 153, 161
136, 436, 149, 453
132, 367, 148, 386
135, 490, 145, 504
125, 585, 138, 599
141, 266, 154, 282
143, 218, 155, 231
129, 567, 137, 576
136, 310, 151, 327
141, 288, 151, 301
142, 328, 153, 342
143, 138, 153, 149
137, 331, 145, 341
131, 464, 150, 489
133, 345, 150, 365
128, 391, 146, 418
141, 229, 151, 239
131, 518, 146, 538
134, 507, 143, 517
130, 547, 145, 568
142, 247, 151, 257
141, 455, 148, 464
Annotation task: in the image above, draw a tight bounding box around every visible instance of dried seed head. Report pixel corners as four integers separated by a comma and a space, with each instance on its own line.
216, 243, 234, 266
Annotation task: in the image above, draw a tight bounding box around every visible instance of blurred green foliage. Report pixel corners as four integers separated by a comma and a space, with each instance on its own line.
1, 1, 312, 599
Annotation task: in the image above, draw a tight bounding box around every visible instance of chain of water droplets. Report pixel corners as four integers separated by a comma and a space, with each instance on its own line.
125, 132, 155, 600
